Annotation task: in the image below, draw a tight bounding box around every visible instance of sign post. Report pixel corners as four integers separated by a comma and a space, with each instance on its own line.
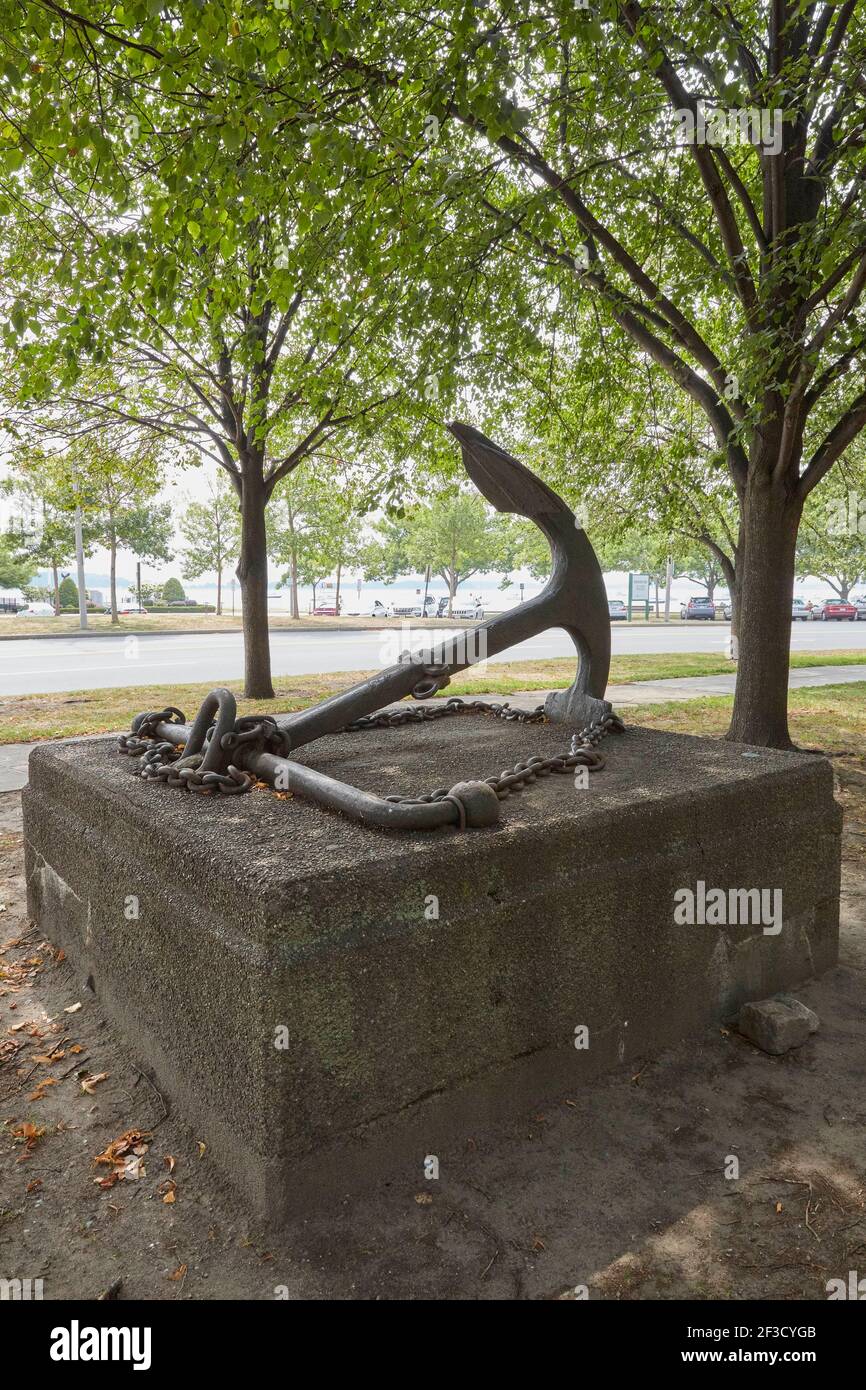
629, 573, 650, 621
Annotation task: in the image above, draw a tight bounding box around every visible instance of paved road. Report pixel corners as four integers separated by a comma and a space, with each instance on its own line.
0, 621, 864, 697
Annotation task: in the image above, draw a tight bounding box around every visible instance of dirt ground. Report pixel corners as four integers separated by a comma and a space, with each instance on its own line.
1, 760, 865, 1302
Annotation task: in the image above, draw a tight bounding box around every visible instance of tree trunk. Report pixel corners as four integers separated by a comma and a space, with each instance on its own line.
216, 565, 222, 617
52, 563, 60, 616
726, 471, 802, 748
237, 461, 274, 699
109, 528, 118, 624
335, 561, 342, 615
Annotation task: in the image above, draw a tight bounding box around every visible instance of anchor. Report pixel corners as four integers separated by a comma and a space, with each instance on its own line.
118, 423, 621, 830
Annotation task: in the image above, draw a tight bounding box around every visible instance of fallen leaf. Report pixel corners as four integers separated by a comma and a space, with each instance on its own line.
776, 1202, 783, 1213
69, 1044, 83, 1054
197, 1141, 206, 1159
26, 1178, 42, 1193
164, 1154, 176, 1173
12, 1121, 46, 1158
32, 1045, 64, 1067
167, 1264, 187, 1282
64, 1002, 82, 1014
163, 1189, 176, 1204
94, 1128, 152, 1167
28, 1078, 58, 1101
414, 1193, 433, 1205
80, 1072, 108, 1095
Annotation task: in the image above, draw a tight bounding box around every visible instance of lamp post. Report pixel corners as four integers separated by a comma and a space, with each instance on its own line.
71, 471, 88, 632
664, 553, 673, 623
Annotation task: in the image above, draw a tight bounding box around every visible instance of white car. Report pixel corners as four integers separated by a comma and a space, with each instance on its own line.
20, 602, 55, 617
853, 595, 866, 622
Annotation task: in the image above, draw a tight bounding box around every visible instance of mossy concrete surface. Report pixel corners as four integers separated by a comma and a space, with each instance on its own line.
22, 720, 840, 1223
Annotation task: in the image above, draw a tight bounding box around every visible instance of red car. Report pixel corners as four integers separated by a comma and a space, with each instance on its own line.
312, 604, 340, 616
810, 599, 857, 621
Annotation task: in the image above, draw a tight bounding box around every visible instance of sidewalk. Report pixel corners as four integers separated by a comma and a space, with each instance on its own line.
1, 663, 863, 794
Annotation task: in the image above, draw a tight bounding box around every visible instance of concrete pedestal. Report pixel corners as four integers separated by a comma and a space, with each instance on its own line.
23, 720, 840, 1222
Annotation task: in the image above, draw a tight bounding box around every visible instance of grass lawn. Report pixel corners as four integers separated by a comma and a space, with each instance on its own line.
0, 610, 723, 638
0, 611, 480, 638
0, 650, 865, 745
626, 682, 866, 756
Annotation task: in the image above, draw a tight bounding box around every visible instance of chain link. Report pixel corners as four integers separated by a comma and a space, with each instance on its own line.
345, 697, 625, 805
119, 695, 625, 808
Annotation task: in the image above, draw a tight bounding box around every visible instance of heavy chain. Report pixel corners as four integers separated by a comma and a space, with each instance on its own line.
119, 695, 625, 807
344, 696, 625, 806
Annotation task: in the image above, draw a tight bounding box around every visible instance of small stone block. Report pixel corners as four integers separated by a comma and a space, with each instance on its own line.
774, 994, 820, 1033
737, 999, 812, 1054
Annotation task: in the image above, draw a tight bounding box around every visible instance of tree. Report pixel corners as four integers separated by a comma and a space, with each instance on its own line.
162, 577, 186, 605
0, 10, 441, 696
3, 454, 97, 613
0, 530, 33, 591
180, 475, 240, 617
269, 461, 361, 616
58, 576, 78, 610
347, 2, 866, 746
306, 463, 364, 614
55, 431, 170, 623
404, 492, 511, 615
796, 447, 866, 601
358, 516, 412, 584
672, 540, 728, 606
594, 527, 675, 615
117, 504, 174, 583
268, 470, 319, 621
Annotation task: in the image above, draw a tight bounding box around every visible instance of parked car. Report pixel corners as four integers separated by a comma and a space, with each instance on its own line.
680, 596, 716, 620
608, 599, 628, 620
116, 603, 148, 615
809, 598, 857, 621
390, 595, 439, 618
20, 601, 55, 617
312, 603, 340, 616
853, 595, 866, 622
721, 600, 733, 620
792, 598, 810, 621
435, 596, 484, 620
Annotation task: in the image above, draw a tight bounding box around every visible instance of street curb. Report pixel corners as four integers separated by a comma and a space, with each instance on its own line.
0, 618, 702, 642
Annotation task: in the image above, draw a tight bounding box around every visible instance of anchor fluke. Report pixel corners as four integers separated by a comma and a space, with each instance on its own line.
446, 421, 567, 519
